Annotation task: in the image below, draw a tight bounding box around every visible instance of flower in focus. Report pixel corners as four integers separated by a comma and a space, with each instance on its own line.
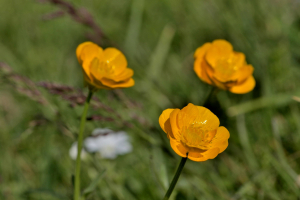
159, 103, 229, 162
69, 142, 88, 160
84, 128, 132, 159
76, 42, 134, 90
194, 39, 255, 94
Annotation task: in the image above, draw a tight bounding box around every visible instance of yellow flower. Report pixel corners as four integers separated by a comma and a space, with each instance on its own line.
194, 39, 255, 94
159, 103, 229, 162
76, 42, 134, 89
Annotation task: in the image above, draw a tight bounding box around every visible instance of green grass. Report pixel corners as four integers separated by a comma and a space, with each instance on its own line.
1, 0, 300, 199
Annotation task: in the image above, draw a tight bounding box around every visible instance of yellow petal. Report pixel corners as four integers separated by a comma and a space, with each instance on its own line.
177, 104, 220, 133
76, 41, 94, 64
205, 40, 233, 68
77, 42, 104, 78
234, 64, 254, 83
209, 126, 230, 149
86, 79, 111, 90
218, 140, 229, 153
188, 148, 220, 162
89, 58, 134, 89
159, 109, 175, 138
110, 68, 134, 82
103, 48, 127, 75
89, 57, 101, 79
177, 103, 198, 129
202, 147, 220, 159
169, 109, 181, 140
89, 60, 133, 89
100, 78, 135, 89
193, 105, 220, 130
87, 58, 111, 89
194, 57, 213, 85
170, 139, 188, 157
202, 59, 228, 90
229, 76, 255, 94
89, 80, 112, 90
194, 57, 204, 81
179, 105, 220, 149
202, 59, 227, 89
194, 43, 211, 59
78, 43, 104, 64
187, 152, 207, 161
82, 69, 92, 84
212, 52, 246, 83
233, 52, 246, 70
211, 76, 227, 90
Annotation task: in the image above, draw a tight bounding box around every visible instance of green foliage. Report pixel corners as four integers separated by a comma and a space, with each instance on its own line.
1, 0, 300, 199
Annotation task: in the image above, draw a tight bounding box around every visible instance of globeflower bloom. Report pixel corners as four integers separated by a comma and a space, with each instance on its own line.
76, 42, 134, 89
159, 103, 229, 161
194, 39, 255, 94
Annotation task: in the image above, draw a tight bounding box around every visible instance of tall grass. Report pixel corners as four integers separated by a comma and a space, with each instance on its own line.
0, 0, 300, 199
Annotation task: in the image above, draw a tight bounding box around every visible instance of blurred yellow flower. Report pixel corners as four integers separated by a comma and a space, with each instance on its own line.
76, 42, 134, 89
159, 103, 229, 162
194, 39, 255, 94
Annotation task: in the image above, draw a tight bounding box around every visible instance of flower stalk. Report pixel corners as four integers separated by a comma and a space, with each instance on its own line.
159, 103, 230, 199
74, 90, 93, 200
163, 155, 188, 200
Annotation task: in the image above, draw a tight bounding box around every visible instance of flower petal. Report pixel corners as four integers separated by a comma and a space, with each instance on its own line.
187, 152, 207, 161
177, 103, 220, 132
100, 78, 135, 89
159, 109, 175, 138
169, 108, 181, 140
88, 60, 116, 89
218, 140, 229, 153
194, 43, 212, 59
77, 42, 104, 77
205, 40, 233, 68
76, 41, 94, 64
194, 57, 213, 85
209, 126, 230, 149
188, 148, 220, 162
202, 59, 227, 89
229, 76, 255, 94
202, 147, 220, 159
103, 48, 127, 75
235, 64, 254, 83
212, 52, 246, 82
233, 52, 246, 70
210, 77, 227, 90
110, 68, 134, 82
170, 139, 188, 157
177, 103, 197, 129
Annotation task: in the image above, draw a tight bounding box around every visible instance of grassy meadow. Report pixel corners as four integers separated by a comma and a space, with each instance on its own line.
1, 0, 300, 199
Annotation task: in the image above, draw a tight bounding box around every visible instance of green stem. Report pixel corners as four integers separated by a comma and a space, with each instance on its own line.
202, 86, 218, 106
74, 90, 93, 200
163, 156, 188, 200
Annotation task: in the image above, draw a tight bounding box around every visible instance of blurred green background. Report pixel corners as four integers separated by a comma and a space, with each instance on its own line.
1, 0, 300, 199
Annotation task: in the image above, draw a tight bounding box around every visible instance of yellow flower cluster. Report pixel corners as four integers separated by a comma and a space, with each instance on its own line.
76, 39, 255, 162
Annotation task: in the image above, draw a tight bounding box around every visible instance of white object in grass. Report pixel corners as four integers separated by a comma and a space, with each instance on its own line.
85, 128, 132, 159
69, 142, 88, 160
